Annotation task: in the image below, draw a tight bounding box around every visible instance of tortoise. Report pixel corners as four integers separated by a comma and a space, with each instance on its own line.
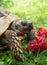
0, 7, 36, 61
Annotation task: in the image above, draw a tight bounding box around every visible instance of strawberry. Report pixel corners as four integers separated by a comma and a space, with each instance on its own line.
37, 28, 47, 38
27, 28, 47, 52
26, 36, 47, 52
38, 38, 47, 51
37, 28, 46, 36
26, 37, 38, 52
26, 41, 38, 52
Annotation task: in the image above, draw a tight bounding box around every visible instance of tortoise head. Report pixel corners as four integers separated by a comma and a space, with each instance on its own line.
11, 20, 34, 35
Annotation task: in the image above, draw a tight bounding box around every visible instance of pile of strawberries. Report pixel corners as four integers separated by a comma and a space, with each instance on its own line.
27, 28, 47, 52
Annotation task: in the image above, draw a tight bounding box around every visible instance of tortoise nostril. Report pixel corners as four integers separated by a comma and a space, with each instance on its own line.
21, 22, 27, 26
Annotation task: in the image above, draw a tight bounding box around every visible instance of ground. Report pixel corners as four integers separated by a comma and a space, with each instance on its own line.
0, 0, 47, 65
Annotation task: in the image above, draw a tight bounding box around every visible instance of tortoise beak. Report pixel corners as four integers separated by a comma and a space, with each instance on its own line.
20, 26, 32, 34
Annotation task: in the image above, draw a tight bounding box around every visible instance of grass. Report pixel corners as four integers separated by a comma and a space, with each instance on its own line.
0, 0, 47, 65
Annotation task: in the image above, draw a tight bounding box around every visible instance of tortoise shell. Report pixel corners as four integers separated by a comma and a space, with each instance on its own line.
0, 7, 21, 36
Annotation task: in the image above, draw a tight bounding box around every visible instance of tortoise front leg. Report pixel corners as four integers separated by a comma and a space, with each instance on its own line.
4, 30, 26, 61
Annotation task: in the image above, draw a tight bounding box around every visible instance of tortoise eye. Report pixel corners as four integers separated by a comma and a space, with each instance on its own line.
15, 25, 18, 29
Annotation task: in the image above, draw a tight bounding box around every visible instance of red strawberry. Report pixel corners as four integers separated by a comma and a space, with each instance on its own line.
37, 28, 47, 38
26, 40, 38, 52
26, 36, 47, 52
36, 36, 43, 43
38, 38, 47, 51
27, 28, 47, 52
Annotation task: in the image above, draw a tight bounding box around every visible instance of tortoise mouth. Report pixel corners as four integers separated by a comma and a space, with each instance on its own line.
20, 26, 31, 34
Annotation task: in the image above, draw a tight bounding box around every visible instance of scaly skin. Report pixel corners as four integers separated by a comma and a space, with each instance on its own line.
4, 30, 26, 61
